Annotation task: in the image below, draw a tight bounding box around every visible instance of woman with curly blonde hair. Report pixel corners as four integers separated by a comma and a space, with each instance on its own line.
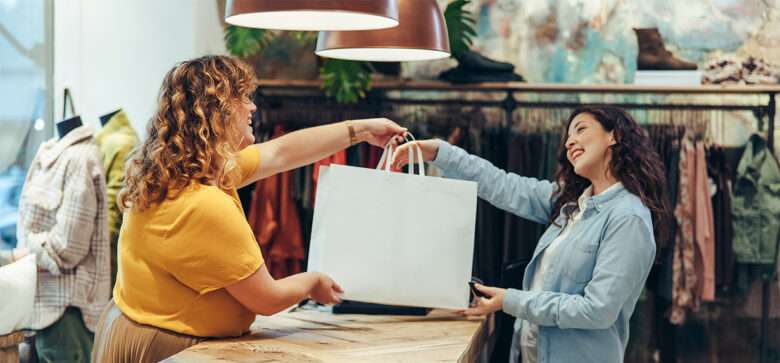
91, 55, 405, 362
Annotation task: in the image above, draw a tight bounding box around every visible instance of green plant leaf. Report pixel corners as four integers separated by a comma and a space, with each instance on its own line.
224, 26, 372, 104
224, 25, 274, 58
444, 0, 477, 58
320, 59, 371, 104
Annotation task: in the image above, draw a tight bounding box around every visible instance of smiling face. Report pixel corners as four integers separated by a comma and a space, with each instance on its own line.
232, 94, 257, 149
564, 112, 616, 181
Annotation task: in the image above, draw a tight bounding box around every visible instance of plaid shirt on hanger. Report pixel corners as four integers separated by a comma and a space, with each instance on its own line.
16, 125, 111, 332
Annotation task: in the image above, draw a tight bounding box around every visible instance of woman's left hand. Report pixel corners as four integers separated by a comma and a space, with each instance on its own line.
461, 283, 506, 316
353, 118, 407, 147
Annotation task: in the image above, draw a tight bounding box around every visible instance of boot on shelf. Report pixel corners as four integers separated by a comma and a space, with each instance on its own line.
456, 49, 515, 73
635, 28, 697, 71
439, 66, 524, 83
440, 49, 524, 84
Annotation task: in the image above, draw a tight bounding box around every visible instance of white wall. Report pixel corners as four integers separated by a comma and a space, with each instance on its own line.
54, 0, 227, 136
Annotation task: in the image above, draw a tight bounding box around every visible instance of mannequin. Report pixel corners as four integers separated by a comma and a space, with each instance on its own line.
100, 109, 121, 127
56, 115, 83, 138
20, 109, 108, 363
93, 107, 139, 288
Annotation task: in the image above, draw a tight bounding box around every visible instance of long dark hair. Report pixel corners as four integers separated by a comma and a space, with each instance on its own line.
549, 106, 671, 249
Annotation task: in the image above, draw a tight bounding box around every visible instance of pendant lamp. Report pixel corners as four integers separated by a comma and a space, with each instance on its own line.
225, 0, 399, 31
315, 0, 450, 62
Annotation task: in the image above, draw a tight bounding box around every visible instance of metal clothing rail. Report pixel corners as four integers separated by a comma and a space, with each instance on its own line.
255, 79, 779, 363
256, 80, 778, 151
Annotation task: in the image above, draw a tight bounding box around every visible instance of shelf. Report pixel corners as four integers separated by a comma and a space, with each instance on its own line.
256, 79, 780, 95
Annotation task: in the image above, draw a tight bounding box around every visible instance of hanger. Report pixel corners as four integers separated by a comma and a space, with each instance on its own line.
99, 108, 122, 126
56, 88, 82, 138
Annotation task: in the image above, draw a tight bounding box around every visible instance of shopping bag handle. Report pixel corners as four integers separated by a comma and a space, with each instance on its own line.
375, 133, 426, 176
404, 133, 426, 176
376, 143, 395, 172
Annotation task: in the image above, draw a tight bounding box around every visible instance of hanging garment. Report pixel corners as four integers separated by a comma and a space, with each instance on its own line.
694, 142, 716, 302
16, 125, 111, 332
345, 144, 364, 169
236, 183, 255, 214
503, 133, 534, 263
670, 138, 700, 324
473, 126, 506, 285
301, 164, 313, 210
539, 131, 561, 181
649, 126, 681, 302
669, 139, 718, 322
248, 126, 305, 279
503, 132, 549, 268
366, 145, 382, 169
94, 110, 139, 287
529, 133, 553, 251
731, 134, 780, 265
707, 146, 735, 293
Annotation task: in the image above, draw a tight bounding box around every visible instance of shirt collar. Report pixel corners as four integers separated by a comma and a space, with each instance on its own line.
577, 185, 594, 212
38, 125, 94, 169
583, 182, 624, 213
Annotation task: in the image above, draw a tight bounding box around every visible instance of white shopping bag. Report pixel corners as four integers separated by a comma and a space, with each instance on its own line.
308, 138, 477, 309
0, 254, 36, 334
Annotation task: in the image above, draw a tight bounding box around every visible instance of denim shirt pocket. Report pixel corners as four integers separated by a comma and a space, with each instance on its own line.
561, 239, 598, 284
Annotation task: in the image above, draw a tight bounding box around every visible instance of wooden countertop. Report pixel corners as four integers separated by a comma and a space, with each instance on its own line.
164, 308, 493, 363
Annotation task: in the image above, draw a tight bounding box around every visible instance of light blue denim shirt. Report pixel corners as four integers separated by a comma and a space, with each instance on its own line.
431, 141, 656, 363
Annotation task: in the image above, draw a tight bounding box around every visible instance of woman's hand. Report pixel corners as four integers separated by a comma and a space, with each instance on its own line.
461, 283, 505, 316
309, 272, 344, 305
392, 139, 440, 169
352, 118, 407, 147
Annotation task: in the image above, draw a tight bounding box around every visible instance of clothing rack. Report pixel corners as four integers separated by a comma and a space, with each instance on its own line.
256, 80, 778, 151
255, 80, 780, 363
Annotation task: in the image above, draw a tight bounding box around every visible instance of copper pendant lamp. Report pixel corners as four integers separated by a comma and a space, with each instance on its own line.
315, 0, 450, 62
225, 0, 399, 31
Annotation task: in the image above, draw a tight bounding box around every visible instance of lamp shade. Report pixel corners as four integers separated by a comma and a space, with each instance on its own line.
315, 0, 450, 62
225, 0, 399, 31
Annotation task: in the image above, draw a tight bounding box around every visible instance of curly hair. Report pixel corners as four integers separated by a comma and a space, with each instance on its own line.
550, 106, 672, 249
119, 55, 257, 211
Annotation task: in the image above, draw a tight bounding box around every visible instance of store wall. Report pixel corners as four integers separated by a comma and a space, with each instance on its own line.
51, 0, 779, 144
408, 0, 780, 84
407, 0, 780, 148
53, 0, 227, 136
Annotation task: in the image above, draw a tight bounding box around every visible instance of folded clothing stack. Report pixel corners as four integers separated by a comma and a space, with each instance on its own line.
703, 56, 780, 85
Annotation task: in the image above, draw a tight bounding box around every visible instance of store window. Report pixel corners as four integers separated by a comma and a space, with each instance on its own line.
0, 0, 53, 249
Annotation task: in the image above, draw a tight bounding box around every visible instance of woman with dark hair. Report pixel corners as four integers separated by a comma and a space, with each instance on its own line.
394, 106, 670, 363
